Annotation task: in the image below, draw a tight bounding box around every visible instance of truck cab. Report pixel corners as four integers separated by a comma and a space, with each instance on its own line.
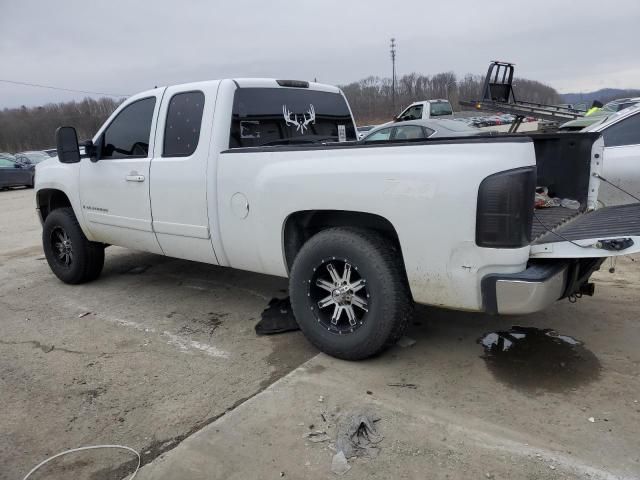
396, 99, 454, 121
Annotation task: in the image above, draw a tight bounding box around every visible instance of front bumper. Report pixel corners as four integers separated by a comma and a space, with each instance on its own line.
481, 262, 568, 315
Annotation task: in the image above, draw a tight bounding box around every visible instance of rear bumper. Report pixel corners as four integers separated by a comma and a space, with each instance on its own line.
481, 262, 568, 315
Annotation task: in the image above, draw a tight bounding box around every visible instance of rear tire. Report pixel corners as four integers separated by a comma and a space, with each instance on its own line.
289, 228, 413, 360
42, 207, 105, 284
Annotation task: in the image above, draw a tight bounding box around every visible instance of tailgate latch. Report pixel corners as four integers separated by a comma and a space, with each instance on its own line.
595, 238, 634, 251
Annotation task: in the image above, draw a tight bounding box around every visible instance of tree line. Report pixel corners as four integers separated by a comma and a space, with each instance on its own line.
0, 97, 121, 152
340, 72, 561, 124
0, 71, 562, 152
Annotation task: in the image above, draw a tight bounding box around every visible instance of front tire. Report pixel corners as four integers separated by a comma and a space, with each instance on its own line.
289, 228, 413, 360
42, 207, 105, 284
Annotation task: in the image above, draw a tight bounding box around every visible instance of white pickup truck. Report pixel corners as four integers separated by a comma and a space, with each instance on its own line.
36, 79, 640, 360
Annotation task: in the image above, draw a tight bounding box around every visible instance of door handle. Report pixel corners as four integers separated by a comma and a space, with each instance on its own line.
125, 175, 145, 182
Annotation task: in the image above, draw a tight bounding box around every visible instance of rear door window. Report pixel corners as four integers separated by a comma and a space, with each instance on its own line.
603, 113, 640, 147
229, 87, 356, 148
163, 91, 205, 157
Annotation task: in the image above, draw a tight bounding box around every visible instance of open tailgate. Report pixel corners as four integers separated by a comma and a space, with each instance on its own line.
530, 203, 640, 258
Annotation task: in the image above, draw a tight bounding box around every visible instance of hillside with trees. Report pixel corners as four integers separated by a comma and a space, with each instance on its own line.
341, 72, 561, 125
0, 97, 121, 152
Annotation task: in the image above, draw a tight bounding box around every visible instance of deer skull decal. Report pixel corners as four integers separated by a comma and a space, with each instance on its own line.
282, 104, 316, 132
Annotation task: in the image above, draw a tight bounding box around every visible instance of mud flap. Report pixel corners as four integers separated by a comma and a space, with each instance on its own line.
530, 203, 640, 259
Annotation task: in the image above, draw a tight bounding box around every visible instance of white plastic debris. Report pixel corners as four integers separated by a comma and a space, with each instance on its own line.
318, 395, 325, 403
78, 312, 91, 318
549, 465, 556, 470
588, 417, 595, 423
331, 451, 351, 475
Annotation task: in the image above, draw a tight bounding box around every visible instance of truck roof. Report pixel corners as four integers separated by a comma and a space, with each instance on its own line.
131, 79, 342, 99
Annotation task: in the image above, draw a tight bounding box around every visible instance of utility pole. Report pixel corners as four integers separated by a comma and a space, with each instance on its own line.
390, 38, 396, 114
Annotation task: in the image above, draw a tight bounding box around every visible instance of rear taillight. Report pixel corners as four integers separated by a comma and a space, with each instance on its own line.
476, 167, 535, 248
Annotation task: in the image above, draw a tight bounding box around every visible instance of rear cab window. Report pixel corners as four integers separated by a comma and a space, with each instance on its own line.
229, 87, 356, 148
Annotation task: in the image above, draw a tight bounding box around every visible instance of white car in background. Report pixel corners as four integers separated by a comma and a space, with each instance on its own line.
360, 118, 484, 142
356, 125, 376, 139
583, 105, 640, 206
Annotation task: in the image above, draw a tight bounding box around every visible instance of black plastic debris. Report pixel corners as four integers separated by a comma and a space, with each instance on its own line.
255, 297, 300, 335
387, 382, 417, 389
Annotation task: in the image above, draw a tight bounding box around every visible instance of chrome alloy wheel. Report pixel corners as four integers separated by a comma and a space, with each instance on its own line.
308, 258, 370, 334
51, 227, 73, 267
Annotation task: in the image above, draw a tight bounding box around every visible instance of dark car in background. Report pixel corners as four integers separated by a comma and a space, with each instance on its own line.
14, 151, 50, 166
0, 157, 35, 189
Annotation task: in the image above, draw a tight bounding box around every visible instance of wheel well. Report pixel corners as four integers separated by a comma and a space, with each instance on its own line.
283, 210, 405, 273
37, 189, 72, 221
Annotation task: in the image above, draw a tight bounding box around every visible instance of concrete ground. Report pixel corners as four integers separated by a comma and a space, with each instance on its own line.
2, 187, 640, 480
136, 264, 640, 480
0, 188, 317, 480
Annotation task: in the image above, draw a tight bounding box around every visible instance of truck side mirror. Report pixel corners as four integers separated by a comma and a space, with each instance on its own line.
56, 126, 81, 164
80, 139, 97, 162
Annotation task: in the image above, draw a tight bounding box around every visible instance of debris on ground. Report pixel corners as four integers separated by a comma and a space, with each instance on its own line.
335, 408, 383, 459
387, 383, 417, 389
304, 430, 331, 443
331, 451, 351, 476
318, 395, 325, 402
78, 312, 91, 318
396, 336, 416, 348
255, 297, 300, 335
125, 265, 151, 274
588, 417, 595, 423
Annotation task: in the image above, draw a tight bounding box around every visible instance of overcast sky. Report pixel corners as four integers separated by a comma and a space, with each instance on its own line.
1, 0, 639, 109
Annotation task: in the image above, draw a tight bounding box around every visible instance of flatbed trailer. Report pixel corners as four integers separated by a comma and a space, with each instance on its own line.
460, 61, 585, 132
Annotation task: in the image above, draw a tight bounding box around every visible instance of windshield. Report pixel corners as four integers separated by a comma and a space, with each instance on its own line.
229, 88, 356, 148
429, 101, 453, 117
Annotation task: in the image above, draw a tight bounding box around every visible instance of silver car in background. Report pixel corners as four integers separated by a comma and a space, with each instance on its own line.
360, 118, 485, 142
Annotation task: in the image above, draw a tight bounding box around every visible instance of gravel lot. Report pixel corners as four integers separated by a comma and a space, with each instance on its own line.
1, 186, 639, 479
